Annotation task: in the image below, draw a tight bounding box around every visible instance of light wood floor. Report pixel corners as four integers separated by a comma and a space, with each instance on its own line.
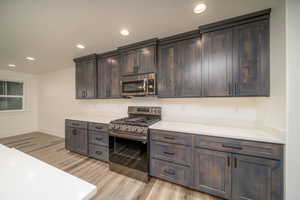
0, 132, 221, 200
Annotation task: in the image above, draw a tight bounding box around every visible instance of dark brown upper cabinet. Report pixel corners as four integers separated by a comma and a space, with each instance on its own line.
202, 28, 233, 97
158, 30, 202, 98
233, 20, 270, 96
97, 51, 121, 98
72, 9, 271, 99
118, 38, 158, 75
73, 54, 97, 99
200, 9, 270, 97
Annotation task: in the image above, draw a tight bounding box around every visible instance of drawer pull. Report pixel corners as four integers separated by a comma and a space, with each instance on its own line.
95, 126, 103, 130
164, 136, 175, 140
222, 144, 243, 150
95, 151, 103, 155
163, 151, 175, 156
163, 169, 175, 176
95, 138, 103, 141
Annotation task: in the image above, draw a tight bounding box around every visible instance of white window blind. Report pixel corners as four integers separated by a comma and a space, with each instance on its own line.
0, 80, 24, 111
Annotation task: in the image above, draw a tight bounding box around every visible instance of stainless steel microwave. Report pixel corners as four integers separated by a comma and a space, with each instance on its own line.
120, 73, 156, 97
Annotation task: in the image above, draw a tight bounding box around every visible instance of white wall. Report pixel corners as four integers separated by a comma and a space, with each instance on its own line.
256, 0, 286, 133
0, 70, 39, 138
38, 67, 259, 137
286, 0, 300, 199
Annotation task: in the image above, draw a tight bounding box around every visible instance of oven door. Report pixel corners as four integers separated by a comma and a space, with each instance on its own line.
121, 79, 147, 96
109, 135, 148, 173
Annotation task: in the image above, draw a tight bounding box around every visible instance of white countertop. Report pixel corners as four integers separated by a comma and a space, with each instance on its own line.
66, 115, 123, 124
150, 121, 285, 144
65, 116, 285, 144
0, 144, 97, 200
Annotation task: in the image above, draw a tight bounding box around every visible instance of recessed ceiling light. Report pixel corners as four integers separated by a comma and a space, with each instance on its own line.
8, 64, 16, 68
120, 29, 130, 36
194, 3, 207, 14
26, 57, 35, 61
76, 44, 85, 49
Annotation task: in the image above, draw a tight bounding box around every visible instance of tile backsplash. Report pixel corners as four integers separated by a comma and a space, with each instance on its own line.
38, 67, 261, 137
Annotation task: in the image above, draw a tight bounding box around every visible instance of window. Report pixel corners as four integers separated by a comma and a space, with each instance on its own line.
0, 80, 24, 111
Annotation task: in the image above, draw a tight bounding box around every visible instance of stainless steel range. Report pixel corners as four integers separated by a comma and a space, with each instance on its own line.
109, 106, 161, 182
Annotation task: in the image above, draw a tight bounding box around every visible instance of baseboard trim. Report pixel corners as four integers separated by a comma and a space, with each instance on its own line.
38, 129, 64, 138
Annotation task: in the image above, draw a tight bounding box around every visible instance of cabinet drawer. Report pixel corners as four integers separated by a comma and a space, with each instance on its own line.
89, 144, 108, 162
89, 131, 108, 147
195, 135, 283, 160
150, 129, 192, 146
88, 122, 108, 132
150, 141, 192, 166
150, 159, 192, 187
66, 120, 88, 129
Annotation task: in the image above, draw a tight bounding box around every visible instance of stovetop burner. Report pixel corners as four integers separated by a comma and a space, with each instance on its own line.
112, 117, 160, 126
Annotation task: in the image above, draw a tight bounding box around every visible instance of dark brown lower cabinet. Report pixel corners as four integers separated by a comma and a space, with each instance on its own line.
67, 127, 88, 155
193, 148, 232, 199
150, 129, 283, 200
150, 158, 193, 187
232, 155, 282, 200
65, 120, 109, 162
89, 144, 108, 161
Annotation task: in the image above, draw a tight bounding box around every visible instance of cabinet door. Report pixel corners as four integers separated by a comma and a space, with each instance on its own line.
120, 50, 137, 75
75, 59, 97, 99
176, 38, 202, 97
157, 43, 177, 97
232, 155, 282, 200
84, 59, 97, 98
137, 46, 156, 74
98, 56, 121, 98
75, 62, 86, 99
68, 127, 78, 152
76, 129, 88, 155
202, 29, 233, 97
233, 20, 269, 96
110, 56, 121, 98
71, 128, 88, 155
193, 148, 232, 199
65, 126, 71, 150
98, 58, 110, 98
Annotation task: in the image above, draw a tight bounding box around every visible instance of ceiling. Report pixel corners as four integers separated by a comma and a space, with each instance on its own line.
0, 0, 277, 74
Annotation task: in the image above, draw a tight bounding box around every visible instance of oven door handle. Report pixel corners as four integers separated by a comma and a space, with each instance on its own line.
110, 131, 147, 142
